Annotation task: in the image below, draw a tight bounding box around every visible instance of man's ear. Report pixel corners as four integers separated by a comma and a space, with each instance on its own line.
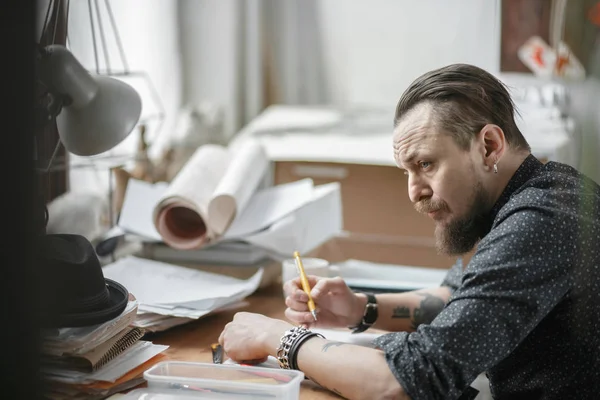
478, 124, 506, 172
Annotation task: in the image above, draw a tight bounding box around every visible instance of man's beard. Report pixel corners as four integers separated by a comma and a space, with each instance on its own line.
415, 181, 490, 255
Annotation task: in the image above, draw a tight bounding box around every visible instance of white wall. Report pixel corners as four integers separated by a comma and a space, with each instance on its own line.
179, 0, 502, 135
316, 0, 501, 113
178, 0, 243, 141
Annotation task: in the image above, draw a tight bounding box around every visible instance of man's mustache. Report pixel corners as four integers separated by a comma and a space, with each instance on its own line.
414, 198, 448, 214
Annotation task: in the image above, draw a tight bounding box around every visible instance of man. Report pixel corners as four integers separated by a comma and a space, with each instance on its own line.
218, 64, 600, 400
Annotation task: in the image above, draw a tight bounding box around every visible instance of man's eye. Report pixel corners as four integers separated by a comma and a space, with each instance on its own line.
419, 161, 432, 170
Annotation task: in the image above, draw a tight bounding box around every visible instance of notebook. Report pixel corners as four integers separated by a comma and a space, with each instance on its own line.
42, 326, 145, 372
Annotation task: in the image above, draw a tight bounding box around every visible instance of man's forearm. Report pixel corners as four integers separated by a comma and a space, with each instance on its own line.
370, 286, 452, 332
292, 337, 410, 400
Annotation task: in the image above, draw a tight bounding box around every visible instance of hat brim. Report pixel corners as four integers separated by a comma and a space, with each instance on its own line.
52, 278, 129, 328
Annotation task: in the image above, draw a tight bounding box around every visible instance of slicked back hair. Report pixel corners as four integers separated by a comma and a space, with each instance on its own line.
394, 63, 530, 152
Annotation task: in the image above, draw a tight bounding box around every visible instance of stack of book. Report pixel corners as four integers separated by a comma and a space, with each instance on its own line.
40, 296, 169, 399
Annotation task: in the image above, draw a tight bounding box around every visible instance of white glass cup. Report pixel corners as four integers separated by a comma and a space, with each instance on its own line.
281, 257, 331, 296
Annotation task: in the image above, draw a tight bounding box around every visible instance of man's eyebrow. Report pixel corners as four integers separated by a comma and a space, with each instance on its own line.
402, 151, 420, 167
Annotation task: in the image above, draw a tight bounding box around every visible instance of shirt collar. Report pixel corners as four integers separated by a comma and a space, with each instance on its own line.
486, 154, 544, 226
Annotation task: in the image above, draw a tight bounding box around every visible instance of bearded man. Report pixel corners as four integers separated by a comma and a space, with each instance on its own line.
218, 64, 600, 400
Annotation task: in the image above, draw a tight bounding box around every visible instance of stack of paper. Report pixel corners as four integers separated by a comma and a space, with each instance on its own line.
41, 298, 169, 399
101, 256, 265, 332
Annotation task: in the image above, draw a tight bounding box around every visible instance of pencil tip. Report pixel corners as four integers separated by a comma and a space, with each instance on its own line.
311, 310, 318, 321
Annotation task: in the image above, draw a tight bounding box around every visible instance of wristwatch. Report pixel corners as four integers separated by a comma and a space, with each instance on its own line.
349, 292, 378, 333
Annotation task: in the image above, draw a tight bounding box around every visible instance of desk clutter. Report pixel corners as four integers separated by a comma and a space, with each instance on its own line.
112, 138, 342, 259
39, 234, 169, 399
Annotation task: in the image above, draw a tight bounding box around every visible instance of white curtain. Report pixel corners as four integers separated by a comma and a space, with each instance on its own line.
178, 0, 330, 142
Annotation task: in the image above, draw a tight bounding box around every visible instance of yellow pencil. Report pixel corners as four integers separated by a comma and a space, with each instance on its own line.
293, 251, 318, 321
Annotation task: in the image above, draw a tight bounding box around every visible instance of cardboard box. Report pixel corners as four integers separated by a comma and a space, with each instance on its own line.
274, 161, 436, 238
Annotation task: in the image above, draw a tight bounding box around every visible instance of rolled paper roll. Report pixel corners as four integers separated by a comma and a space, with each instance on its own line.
155, 203, 209, 250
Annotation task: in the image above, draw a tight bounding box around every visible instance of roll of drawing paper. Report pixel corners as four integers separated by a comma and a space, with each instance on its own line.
152, 144, 231, 250
154, 202, 209, 250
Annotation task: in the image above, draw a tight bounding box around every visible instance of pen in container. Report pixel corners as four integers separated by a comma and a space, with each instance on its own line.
293, 251, 318, 321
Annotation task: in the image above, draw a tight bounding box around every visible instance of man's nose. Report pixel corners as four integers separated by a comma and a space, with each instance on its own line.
408, 174, 432, 203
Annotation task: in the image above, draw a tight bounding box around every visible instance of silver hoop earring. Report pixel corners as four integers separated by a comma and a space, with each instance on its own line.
493, 163, 498, 174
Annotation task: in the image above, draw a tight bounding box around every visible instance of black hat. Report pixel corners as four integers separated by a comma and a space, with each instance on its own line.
39, 233, 129, 327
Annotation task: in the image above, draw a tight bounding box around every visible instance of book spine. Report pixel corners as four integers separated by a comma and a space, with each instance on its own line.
93, 327, 145, 371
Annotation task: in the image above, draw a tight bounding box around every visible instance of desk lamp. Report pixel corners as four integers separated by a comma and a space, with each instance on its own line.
35, 44, 141, 328
37, 44, 142, 157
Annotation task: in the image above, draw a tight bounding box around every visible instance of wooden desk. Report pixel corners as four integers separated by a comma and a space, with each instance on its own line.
147, 283, 342, 399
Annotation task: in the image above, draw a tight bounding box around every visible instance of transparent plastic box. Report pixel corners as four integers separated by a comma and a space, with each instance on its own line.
142, 361, 305, 399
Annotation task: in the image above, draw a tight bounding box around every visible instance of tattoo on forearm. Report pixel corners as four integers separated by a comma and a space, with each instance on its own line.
392, 306, 410, 318
321, 341, 346, 352
411, 292, 445, 330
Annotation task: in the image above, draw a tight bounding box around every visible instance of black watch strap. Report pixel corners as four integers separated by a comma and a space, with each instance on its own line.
350, 293, 378, 334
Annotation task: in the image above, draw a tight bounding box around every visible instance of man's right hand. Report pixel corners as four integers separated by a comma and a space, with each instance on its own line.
283, 275, 367, 329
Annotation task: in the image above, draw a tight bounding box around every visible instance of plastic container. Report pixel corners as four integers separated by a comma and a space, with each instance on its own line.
142, 361, 305, 399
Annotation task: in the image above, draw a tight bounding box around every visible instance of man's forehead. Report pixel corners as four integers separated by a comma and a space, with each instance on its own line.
393, 103, 436, 141
393, 104, 438, 164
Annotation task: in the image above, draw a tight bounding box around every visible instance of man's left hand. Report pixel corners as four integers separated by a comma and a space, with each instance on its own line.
218, 312, 294, 363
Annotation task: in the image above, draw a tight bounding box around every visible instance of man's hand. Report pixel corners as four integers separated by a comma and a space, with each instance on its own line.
283, 275, 366, 329
218, 312, 293, 363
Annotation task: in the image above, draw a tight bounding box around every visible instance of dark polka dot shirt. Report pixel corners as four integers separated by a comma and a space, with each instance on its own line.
373, 155, 600, 400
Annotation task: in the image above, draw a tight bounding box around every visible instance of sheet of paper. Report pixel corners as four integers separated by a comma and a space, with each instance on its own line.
102, 256, 263, 306
134, 302, 248, 333
138, 299, 250, 319
334, 259, 449, 292
118, 180, 167, 241
242, 182, 342, 257
223, 178, 315, 239
208, 139, 269, 235
289, 182, 342, 255
311, 327, 384, 347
